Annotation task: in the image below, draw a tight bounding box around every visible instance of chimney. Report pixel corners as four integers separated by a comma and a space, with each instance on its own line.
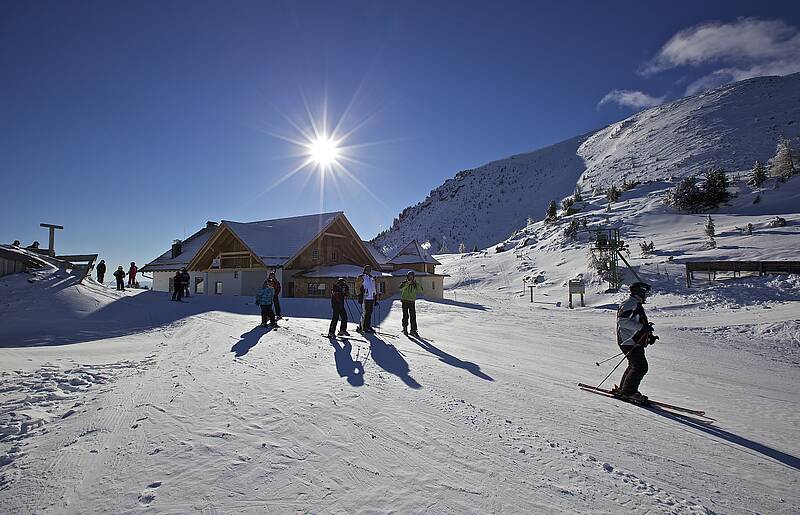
206, 221, 218, 229
171, 239, 182, 259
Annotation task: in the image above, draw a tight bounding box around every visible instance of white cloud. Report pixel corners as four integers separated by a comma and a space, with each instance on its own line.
640, 17, 800, 95
598, 89, 666, 110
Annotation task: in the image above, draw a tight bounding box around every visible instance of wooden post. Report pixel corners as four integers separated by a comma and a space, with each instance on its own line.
39, 223, 64, 257
528, 285, 535, 303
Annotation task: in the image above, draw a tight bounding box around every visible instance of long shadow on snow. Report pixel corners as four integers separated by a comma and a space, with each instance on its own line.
0, 290, 392, 348
365, 333, 421, 389
424, 297, 488, 311
408, 335, 493, 381
649, 407, 800, 471
231, 326, 274, 357
330, 339, 365, 387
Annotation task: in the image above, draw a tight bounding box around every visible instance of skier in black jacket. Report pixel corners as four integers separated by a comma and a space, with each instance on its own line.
180, 269, 191, 297
613, 282, 657, 403
172, 271, 184, 301
113, 266, 126, 291
327, 278, 349, 337
96, 260, 106, 284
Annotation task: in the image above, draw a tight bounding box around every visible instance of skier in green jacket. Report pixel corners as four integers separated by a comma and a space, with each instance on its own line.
399, 271, 423, 336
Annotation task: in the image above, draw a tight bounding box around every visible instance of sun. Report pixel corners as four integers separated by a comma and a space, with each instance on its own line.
308, 136, 340, 168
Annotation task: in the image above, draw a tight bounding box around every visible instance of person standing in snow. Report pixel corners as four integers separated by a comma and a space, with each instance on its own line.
96, 260, 106, 284
127, 262, 138, 288
356, 265, 378, 333
113, 266, 126, 291
268, 272, 282, 319
171, 270, 184, 301
399, 271, 423, 336
255, 280, 277, 328
613, 282, 656, 403
180, 268, 191, 297
328, 277, 350, 337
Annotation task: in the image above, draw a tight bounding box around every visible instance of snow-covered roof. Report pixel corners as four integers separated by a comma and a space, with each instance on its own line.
388, 240, 441, 265
141, 225, 217, 272
223, 212, 342, 266
363, 241, 389, 265
0, 245, 51, 269
293, 264, 392, 278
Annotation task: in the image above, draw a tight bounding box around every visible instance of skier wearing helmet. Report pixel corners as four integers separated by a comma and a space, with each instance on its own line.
613, 282, 657, 404
399, 270, 424, 337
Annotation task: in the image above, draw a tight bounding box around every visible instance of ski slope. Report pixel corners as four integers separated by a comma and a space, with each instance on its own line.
1, 265, 798, 513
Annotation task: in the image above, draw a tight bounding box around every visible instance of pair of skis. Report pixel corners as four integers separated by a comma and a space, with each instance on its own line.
578, 383, 715, 424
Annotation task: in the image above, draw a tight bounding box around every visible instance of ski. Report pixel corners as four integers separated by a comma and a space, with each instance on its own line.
322, 333, 368, 342
577, 383, 708, 417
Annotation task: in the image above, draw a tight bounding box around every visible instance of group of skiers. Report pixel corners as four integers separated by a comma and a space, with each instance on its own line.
96, 260, 138, 291
252, 264, 426, 338
323, 264, 424, 337
171, 268, 192, 301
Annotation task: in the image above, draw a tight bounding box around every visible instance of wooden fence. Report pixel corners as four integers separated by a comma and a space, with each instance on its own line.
685, 260, 800, 287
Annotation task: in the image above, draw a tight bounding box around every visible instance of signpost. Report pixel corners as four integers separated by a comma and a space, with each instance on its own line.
568, 279, 585, 309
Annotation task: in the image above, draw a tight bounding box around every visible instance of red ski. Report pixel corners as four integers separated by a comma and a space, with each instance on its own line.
578, 383, 711, 419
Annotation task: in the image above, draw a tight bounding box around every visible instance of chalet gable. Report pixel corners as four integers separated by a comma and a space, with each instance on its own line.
186, 212, 380, 272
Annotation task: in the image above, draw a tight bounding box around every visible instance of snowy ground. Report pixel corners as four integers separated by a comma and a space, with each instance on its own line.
1, 264, 798, 513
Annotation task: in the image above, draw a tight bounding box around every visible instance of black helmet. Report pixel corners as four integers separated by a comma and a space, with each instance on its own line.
630, 282, 651, 295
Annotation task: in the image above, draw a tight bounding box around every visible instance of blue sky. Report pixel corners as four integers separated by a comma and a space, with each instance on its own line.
2, 1, 799, 271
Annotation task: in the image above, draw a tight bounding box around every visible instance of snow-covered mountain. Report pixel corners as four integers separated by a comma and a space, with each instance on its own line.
374, 73, 800, 254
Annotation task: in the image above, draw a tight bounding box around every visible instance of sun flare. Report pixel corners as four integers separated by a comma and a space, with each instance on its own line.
308, 136, 340, 168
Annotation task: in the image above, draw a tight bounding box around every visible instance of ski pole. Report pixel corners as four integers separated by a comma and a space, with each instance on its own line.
595, 351, 624, 366
596, 344, 639, 389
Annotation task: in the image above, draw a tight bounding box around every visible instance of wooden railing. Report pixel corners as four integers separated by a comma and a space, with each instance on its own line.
685, 260, 800, 286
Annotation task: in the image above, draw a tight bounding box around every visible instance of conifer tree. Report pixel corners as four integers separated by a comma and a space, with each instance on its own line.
704, 215, 716, 248
770, 139, 796, 180
545, 200, 557, 222
748, 160, 767, 187
703, 169, 730, 206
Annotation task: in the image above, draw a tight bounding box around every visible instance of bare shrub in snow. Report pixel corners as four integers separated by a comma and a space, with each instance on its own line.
606, 185, 621, 203
639, 240, 655, 256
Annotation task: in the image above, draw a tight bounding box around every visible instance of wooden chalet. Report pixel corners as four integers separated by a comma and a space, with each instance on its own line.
142, 212, 445, 299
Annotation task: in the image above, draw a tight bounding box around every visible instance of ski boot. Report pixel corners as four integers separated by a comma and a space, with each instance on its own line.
338, 330, 350, 336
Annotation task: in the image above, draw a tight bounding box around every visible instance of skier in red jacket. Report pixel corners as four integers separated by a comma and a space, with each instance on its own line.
127, 262, 138, 288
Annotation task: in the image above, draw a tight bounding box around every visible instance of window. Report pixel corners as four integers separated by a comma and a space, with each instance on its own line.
432, 280, 436, 290
331, 249, 338, 261
195, 277, 204, 294
379, 281, 385, 294
215, 281, 223, 295
307, 282, 326, 296
311, 249, 320, 261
